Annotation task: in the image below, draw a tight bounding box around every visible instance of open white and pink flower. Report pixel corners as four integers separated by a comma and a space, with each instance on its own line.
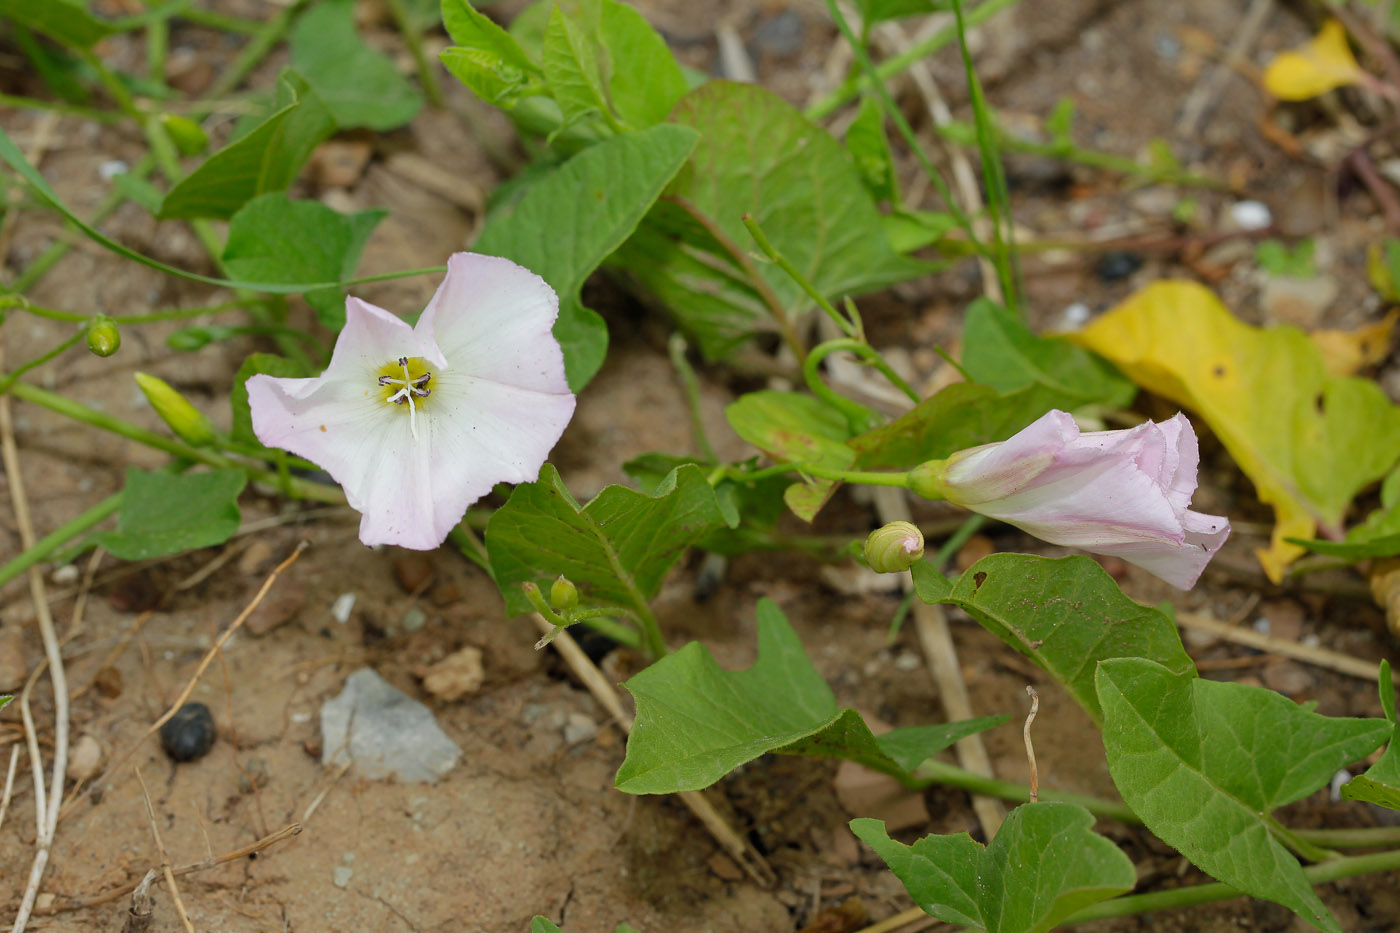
911, 410, 1230, 589
248, 253, 576, 550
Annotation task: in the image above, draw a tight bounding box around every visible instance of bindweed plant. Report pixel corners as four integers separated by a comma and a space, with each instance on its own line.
3, 1, 1400, 931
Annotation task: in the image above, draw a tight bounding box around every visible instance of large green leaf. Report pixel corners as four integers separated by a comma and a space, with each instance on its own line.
616, 81, 927, 360
961, 299, 1135, 407
159, 71, 335, 220
473, 123, 697, 390
221, 193, 386, 330
486, 463, 724, 618
1097, 658, 1390, 933
596, 0, 687, 127
615, 598, 1005, 793
98, 468, 246, 561
852, 803, 1136, 933
291, 0, 423, 131
913, 555, 1196, 724
0, 0, 116, 48
1341, 661, 1400, 810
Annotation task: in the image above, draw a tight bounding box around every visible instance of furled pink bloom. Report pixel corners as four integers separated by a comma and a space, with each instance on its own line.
248, 253, 576, 550
910, 411, 1230, 589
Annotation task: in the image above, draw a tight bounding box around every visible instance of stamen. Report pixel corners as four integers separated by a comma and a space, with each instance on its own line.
376, 356, 432, 442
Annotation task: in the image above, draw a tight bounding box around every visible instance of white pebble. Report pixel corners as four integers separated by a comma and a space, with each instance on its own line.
332, 866, 353, 888
98, 159, 128, 180
50, 565, 80, 585
330, 592, 356, 624
1059, 302, 1092, 329
1252, 617, 1271, 636
1229, 200, 1272, 231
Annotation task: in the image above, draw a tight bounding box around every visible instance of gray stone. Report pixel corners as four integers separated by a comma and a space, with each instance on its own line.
320, 668, 462, 783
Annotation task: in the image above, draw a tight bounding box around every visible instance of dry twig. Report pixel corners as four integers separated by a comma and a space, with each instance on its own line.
134, 766, 194, 933
63, 542, 307, 818
1177, 611, 1393, 682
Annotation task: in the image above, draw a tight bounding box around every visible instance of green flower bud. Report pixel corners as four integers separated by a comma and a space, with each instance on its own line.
160, 113, 209, 156
864, 521, 925, 573
550, 575, 579, 613
85, 315, 121, 357
134, 372, 216, 447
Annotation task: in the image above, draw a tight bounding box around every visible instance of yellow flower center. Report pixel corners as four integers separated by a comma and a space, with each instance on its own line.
376, 356, 433, 439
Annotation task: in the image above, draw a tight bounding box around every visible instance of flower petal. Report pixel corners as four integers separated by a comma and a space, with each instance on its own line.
417, 253, 569, 394
328, 296, 445, 377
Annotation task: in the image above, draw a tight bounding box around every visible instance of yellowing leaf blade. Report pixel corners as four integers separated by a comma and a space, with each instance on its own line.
1263, 20, 1366, 101
1068, 280, 1400, 581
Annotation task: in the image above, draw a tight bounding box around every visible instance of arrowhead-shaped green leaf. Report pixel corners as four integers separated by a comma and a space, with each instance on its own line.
291, 0, 423, 130
474, 124, 697, 390
615, 599, 1006, 793
486, 463, 724, 618
616, 81, 927, 360
852, 802, 1136, 933
913, 555, 1196, 723
159, 72, 335, 221
99, 468, 246, 561
1097, 658, 1390, 932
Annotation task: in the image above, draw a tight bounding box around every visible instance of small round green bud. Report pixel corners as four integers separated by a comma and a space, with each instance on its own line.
85, 315, 121, 357
864, 521, 925, 573
160, 113, 209, 156
134, 372, 216, 447
550, 575, 579, 613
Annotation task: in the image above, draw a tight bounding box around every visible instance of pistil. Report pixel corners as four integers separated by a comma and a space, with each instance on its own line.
377, 356, 432, 439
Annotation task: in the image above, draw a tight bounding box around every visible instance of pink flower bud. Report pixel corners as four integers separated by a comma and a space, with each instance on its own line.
913, 411, 1230, 590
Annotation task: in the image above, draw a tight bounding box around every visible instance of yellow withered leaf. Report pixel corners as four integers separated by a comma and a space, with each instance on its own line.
1311, 310, 1398, 377
1263, 20, 1367, 101
1066, 281, 1400, 581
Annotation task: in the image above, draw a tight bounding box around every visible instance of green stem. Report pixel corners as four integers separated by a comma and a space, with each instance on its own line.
1270, 817, 1339, 864
805, 0, 1023, 122
576, 616, 642, 650
0, 493, 122, 590
0, 331, 83, 396
0, 94, 125, 124
799, 463, 911, 488
7, 381, 345, 505
913, 758, 1141, 824
5, 155, 155, 295
809, 336, 921, 406
1063, 848, 1400, 925
665, 197, 806, 365
822, 0, 982, 253
173, 7, 263, 34
668, 334, 717, 463
742, 213, 857, 339
802, 341, 882, 433
146, 8, 168, 83
21, 298, 248, 325
383, 0, 444, 107
204, 0, 309, 102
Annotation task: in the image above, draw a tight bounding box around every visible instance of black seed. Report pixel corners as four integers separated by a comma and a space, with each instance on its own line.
1094, 251, 1144, 282
160, 703, 217, 763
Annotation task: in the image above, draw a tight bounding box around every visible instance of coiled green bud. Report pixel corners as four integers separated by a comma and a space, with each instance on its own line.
85, 315, 121, 357
134, 372, 216, 447
550, 575, 579, 613
864, 521, 925, 573
160, 113, 209, 156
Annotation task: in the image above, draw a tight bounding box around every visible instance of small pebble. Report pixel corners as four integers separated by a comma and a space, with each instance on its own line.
420, 646, 484, 701
563, 712, 598, 746
159, 703, 217, 763
238, 757, 270, 794
1059, 302, 1092, 329
98, 160, 128, 180
93, 666, 123, 699
67, 735, 103, 783
893, 652, 921, 672
401, 607, 428, 633
1229, 200, 1272, 231
331, 592, 356, 624
332, 866, 354, 888
50, 565, 80, 585
1094, 251, 1144, 282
